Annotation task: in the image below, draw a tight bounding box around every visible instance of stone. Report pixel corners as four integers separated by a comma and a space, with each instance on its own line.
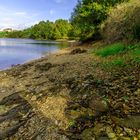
138, 134, 140, 140
124, 128, 133, 136
80, 128, 95, 140
98, 137, 109, 140
115, 126, 123, 135
70, 48, 87, 55
107, 133, 116, 139
89, 96, 109, 113
134, 89, 140, 95
118, 137, 131, 140
134, 137, 138, 140
31, 95, 37, 101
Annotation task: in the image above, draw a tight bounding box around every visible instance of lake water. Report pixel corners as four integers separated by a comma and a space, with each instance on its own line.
0, 38, 68, 70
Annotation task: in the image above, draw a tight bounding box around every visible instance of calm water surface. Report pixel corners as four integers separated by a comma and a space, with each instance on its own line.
0, 38, 68, 70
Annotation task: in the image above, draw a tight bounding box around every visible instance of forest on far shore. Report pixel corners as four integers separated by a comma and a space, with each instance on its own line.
1, 0, 140, 43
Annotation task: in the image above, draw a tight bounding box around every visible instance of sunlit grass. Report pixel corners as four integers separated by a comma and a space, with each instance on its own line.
95, 43, 126, 57
101, 58, 126, 69
93, 42, 140, 70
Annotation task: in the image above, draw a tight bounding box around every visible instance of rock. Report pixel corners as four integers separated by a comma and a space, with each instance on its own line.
124, 128, 133, 136
31, 96, 37, 101
107, 133, 116, 139
80, 124, 106, 140
88, 96, 108, 113
134, 137, 138, 140
70, 48, 87, 55
36, 135, 42, 140
80, 128, 95, 140
106, 126, 113, 133
119, 133, 124, 137
118, 137, 131, 140
35, 62, 52, 71
138, 134, 140, 140
111, 116, 140, 129
115, 126, 123, 135
98, 137, 109, 140
68, 107, 94, 119
134, 89, 140, 95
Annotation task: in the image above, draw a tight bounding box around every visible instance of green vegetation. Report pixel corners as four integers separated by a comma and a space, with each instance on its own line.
95, 43, 126, 57
2, 0, 129, 41
70, 0, 129, 41
94, 42, 140, 70
7, 19, 72, 40
0, 32, 8, 38
1, 0, 140, 58
102, 0, 140, 43
102, 58, 126, 69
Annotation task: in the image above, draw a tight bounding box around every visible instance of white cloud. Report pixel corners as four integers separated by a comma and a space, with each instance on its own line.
14, 12, 27, 16
0, 6, 39, 30
49, 9, 55, 15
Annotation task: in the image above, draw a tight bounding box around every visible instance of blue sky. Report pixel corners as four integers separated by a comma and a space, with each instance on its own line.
0, 0, 77, 30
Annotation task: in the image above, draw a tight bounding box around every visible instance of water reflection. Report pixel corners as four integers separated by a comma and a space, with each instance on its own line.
0, 38, 68, 70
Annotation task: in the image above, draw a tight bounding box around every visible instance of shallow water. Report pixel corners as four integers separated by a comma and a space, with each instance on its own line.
0, 38, 68, 70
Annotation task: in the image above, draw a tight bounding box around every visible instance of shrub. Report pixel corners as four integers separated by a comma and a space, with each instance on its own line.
101, 0, 140, 43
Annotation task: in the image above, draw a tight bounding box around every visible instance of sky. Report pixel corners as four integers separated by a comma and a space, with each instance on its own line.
0, 0, 77, 30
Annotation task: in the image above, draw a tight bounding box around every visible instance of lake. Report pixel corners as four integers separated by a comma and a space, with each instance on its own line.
0, 38, 68, 70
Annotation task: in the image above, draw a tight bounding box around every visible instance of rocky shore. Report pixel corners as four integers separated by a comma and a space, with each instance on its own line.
0, 46, 140, 140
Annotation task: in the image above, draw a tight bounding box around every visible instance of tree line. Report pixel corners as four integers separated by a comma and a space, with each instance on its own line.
7, 19, 73, 40
5, 0, 129, 41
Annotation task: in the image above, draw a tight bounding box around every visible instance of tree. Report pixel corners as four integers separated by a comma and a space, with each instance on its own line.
70, 0, 129, 40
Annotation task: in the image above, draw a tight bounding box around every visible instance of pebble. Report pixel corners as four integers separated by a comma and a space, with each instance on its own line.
31, 95, 37, 101
107, 133, 116, 139
138, 133, 140, 140
134, 137, 138, 140
98, 137, 109, 140
119, 137, 131, 140
124, 128, 133, 136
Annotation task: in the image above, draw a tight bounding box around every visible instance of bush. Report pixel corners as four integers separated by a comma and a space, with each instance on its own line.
101, 0, 140, 43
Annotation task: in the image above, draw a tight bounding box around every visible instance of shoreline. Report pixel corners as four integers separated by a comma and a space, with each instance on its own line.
0, 44, 140, 139
0, 38, 77, 72
0, 46, 73, 72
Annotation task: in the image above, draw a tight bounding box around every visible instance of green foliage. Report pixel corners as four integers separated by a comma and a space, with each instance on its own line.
95, 42, 140, 57
94, 42, 140, 70
122, 96, 129, 103
70, 0, 128, 40
0, 32, 8, 38
102, 0, 140, 43
130, 47, 140, 63
102, 58, 126, 69
95, 43, 126, 57
68, 120, 76, 128
6, 19, 72, 40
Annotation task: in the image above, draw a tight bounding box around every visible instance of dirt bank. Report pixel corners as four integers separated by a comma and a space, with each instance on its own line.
0, 45, 140, 140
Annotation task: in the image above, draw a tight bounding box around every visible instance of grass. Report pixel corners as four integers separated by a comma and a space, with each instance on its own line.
94, 42, 140, 70
95, 43, 126, 57
102, 59, 126, 69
